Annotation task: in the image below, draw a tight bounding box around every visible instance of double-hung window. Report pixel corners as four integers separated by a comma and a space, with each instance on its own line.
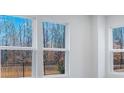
112, 27, 124, 72
0, 16, 33, 78
42, 22, 69, 77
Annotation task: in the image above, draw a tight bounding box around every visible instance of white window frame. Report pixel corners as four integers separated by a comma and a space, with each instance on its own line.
0, 15, 37, 78
39, 20, 70, 78
108, 26, 124, 76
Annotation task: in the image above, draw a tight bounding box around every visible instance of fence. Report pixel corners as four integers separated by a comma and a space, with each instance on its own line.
1, 63, 31, 78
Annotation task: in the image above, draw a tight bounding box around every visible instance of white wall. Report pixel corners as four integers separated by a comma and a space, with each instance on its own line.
91, 16, 106, 78
37, 15, 93, 78
107, 16, 124, 27
91, 16, 98, 77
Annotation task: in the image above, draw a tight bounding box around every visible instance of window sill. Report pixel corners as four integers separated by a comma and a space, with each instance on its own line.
43, 74, 68, 78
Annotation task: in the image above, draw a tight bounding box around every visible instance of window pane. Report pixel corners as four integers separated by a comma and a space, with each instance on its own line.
43, 22, 65, 48
1, 50, 32, 78
0, 16, 32, 47
113, 52, 124, 72
113, 27, 124, 49
43, 51, 65, 75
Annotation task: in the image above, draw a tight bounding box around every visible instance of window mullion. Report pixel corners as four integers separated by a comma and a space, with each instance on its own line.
112, 49, 124, 52
43, 48, 66, 52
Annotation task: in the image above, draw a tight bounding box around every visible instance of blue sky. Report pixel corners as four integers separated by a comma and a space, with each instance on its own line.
0, 15, 32, 28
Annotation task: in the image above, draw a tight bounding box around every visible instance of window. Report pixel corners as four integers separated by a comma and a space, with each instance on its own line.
0, 16, 33, 77
0, 15, 69, 78
42, 22, 68, 76
112, 27, 124, 72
